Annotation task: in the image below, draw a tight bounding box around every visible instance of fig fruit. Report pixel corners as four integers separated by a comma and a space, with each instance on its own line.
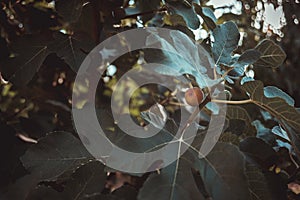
184, 87, 204, 106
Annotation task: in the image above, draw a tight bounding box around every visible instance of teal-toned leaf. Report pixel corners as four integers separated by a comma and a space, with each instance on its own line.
202, 7, 217, 22
272, 126, 290, 142
212, 21, 240, 65
20, 131, 93, 181
145, 29, 220, 88
254, 39, 286, 68
205, 102, 220, 115
0, 34, 51, 86
241, 77, 255, 85
264, 86, 295, 106
193, 4, 216, 30
276, 140, 292, 151
166, 0, 200, 29
252, 120, 276, 145
260, 109, 273, 121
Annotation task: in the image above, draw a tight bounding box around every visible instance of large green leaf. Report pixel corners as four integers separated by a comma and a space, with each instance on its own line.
20, 131, 93, 181
241, 81, 300, 153
0, 34, 51, 86
212, 21, 240, 65
138, 152, 205, 200
254, 39, 286, 68
194, 142, 251, 200
97, 108, 204, 199
241, 81, 300, 131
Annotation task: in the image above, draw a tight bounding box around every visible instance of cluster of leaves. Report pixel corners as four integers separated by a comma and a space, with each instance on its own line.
0, 0, 300, 200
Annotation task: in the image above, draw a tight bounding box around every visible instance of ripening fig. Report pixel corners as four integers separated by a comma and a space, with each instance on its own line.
184, 87, 204, 106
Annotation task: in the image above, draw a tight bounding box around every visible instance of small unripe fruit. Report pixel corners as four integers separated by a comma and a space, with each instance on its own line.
185, 87, 204, 106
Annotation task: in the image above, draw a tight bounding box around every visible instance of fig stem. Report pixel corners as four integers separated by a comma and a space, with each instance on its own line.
211, 99, 252, 105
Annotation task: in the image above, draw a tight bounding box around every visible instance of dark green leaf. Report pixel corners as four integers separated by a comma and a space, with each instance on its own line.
245, 162, 273, 200
49, 32, 95, 72
20, 131, 93, 181
72, 2, 100, 42
0, 34, 51, 86
138, 0, 161, 22
55, 0, 85, 23
225, 106, 256, 137
112, 185, 138, 200
26, 186, 64, 200
240, 137, 277, 168
235, 50, 262, 67
254, 39, 286, 68
1, 175, 39, 200
62, 161, 106, 199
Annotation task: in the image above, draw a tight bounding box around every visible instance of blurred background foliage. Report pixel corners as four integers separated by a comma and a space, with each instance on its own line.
0, 0, 299, 199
